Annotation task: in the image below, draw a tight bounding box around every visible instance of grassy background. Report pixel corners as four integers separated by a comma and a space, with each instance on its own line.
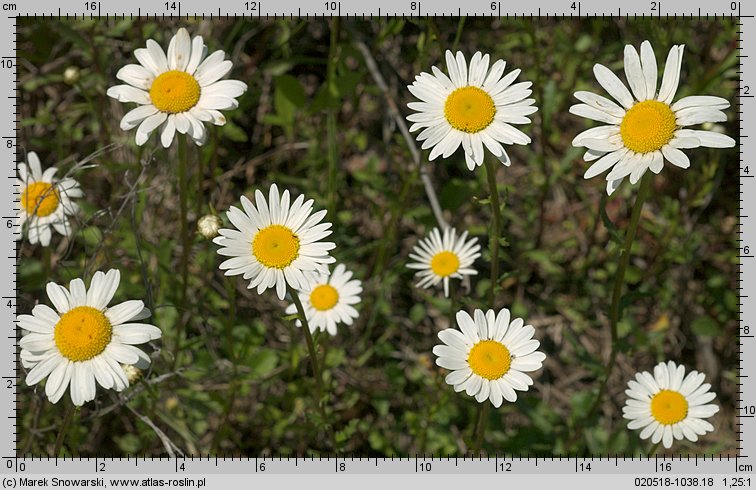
17, 17, 739, 456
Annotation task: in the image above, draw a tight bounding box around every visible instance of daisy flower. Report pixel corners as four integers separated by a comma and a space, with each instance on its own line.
284, 263, 362, 336
17, 151, 82, 247
407, 227, 481, 297
407, 50, 537, 171
214, 184, 336, 301
623, 361, 719, 449
19, 269, 161, 406
433, 308, 546, 407
570, 40, 736, 195
107, 27, 247, 148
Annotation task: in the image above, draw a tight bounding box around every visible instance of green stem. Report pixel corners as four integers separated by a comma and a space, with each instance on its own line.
289, 286, 337, 452
173, 135, 190, 369
586, 173, 653, 420
53, 404, 75, 457
648, 441, 661, 458
178, 135, 189, 302
451, 17, 466, 52
472, 402, 490, 456
484, 156, 503, 307
325, 18, 340, 217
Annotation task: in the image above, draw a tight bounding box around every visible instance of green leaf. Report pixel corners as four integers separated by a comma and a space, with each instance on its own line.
691, 316, 721, 337
274, 74, 307, 108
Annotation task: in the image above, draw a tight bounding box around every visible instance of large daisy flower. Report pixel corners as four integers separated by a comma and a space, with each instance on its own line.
214, 184, 336, 300
407, 50, 537, 171
19, 269, 161, 406
433, 308, 546, 407
407, 227, 480, 297
107, 27, 247, 148
17, 151, 82, 247
570, 41, 736, 195
623, 361, 719, 449
284, 263, 362, 336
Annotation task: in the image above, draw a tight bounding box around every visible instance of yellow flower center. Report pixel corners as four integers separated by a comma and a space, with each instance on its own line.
650, 389, 689, 425
309, 284, 339, 311
468, 339, 511, 380
444, 86, 496, 133
54, 306, 113, 362
149, 70, 201, 113
620, 100, 677, 154
430, 251, 460, 277
252, 224, 300, 269
21, 182, 60, 217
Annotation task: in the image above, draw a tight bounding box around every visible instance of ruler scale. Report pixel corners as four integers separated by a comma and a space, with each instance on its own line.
2, 0, 753, 486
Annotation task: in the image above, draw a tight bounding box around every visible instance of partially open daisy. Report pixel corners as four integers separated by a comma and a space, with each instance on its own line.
284, 263, 362, 336
623, 361, 719, 449
214, 184, 336, 301
571, 41, 736, 195
433, 308, 546, 407
407, 50, 537, 171
19, 269, 161, 406
107, 27, 247, 147
17, 151, 82, 247
407, 227, 480, 297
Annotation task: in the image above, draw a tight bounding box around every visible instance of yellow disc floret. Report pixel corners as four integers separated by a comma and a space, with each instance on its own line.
21, 182, 60, 217
444, 86, 496, 133
620, 100, 677, 154
468, 340, 511, 380
252, 224, 300, 269
54, 306, 113, 362
650, 389, 689, 425
310, 284, 339, 311
149, 70, 201, 113
430, 251, 460, 277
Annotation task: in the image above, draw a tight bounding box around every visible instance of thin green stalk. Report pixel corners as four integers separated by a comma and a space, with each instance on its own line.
484, 156, 503, 306
178, 135, 189, 302
326, 18, 340, 216
53, 404, 75, 457
289, 286, 338, 452
586, 173, 653, 420
173, 135, 190, 369
451, 17, 466, 52
326, 113, 338, 216
472, 402, 490, 456
648, 441, 661, 458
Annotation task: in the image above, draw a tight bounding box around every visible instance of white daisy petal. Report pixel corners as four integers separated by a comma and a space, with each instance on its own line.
593, 63, 634, 109
640, 41, 657, 100
658, 45, 684, 104
19, 269, 161, 405
407, 51, 535, 171
623, 361, 718, 449
572, 41, 733, 194
434, 307, 545, 407
624, 44, 647, 101
407, 227, 480, 298
108, 29, 246, 147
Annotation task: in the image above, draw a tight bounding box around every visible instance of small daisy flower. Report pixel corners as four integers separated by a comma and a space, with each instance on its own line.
623, 361, 719, 449
570, 40, 736, 195
407, 227, 481, 297
284, 263, 362, 336
19, 269, 161, 406
214, 184, 336, 301
17, 152, 82, 247
433, 308, 546, 407
407, 50, 537, 171
107, 27, 247, 148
